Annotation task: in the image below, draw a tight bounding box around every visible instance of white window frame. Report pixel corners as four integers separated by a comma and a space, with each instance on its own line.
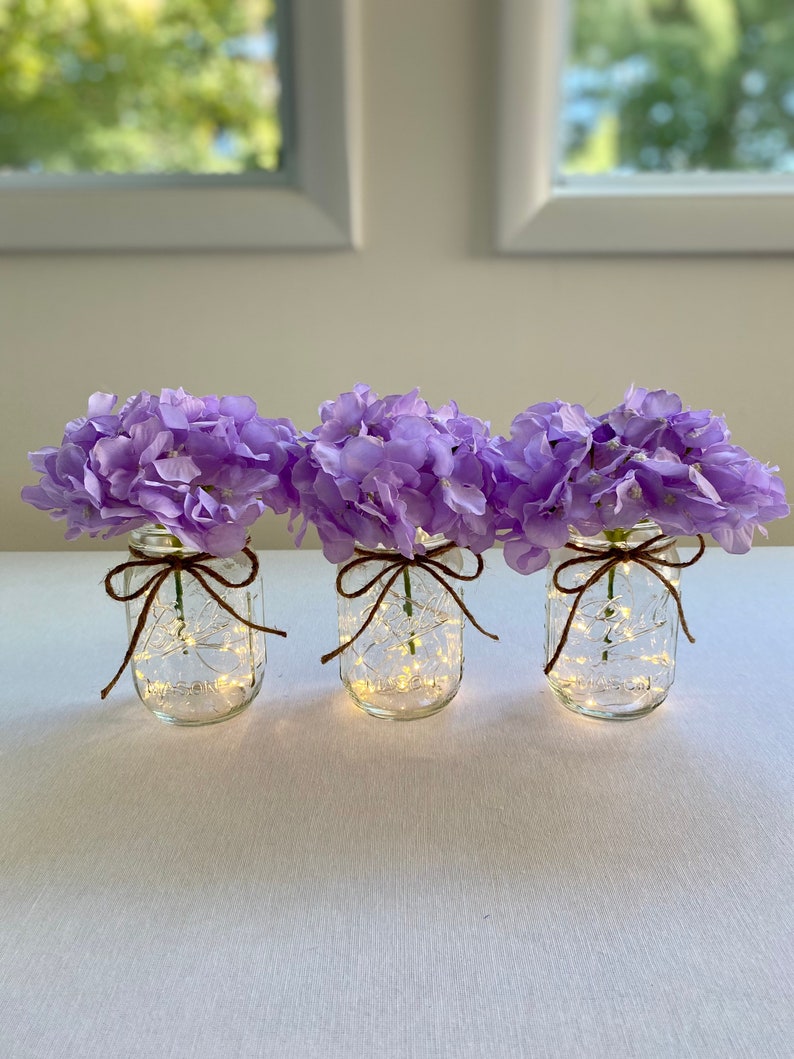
0, 0, 361, 252
496, 0, 794, 255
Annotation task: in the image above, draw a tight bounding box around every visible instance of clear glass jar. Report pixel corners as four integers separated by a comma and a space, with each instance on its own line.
336, 539, 465, 720
545, 522, 682, 720
124, 525, 266, 725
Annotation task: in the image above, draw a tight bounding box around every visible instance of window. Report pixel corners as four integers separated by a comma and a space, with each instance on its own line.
0, 0, 287, 179
561, 0, 794, 179
0, 0, 361, 250
496, 0, 794, 254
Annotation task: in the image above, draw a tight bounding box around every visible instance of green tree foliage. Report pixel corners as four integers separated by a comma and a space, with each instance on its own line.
564, 0, 794, 173
0, 0, 281, 174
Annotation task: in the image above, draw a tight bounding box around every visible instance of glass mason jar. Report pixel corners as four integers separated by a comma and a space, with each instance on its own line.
336, 538, 465, 720
545, 522, 682, 720
124, 525, 267, 725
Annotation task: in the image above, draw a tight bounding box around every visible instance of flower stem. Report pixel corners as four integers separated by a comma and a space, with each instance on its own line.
602, 565, 616, 662
174, 568, 189, 652
601, 529, 628, 662
402, 567, 417, 656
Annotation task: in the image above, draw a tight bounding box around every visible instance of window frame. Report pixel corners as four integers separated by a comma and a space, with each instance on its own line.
495, 0, 794, 255
0, 0, 361, 252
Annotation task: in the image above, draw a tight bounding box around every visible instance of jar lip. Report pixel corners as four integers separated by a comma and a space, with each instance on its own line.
128, 522, 251, 558
567, 521, 677, 550
353, 531, 452, 554
415, 529, 449, 548
128, 523, 189, 556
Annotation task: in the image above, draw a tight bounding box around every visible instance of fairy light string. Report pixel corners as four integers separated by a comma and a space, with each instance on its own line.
101, 545, 286, 699
544, 532, 706, 676
321, 540, 499, 666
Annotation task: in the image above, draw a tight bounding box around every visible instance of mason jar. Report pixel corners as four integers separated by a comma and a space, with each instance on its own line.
123, 524, 267, 725
335, 538, 465, 720
545, 522, 683, 720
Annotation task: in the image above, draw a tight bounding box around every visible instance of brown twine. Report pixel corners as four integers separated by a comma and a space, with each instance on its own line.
321, 541, 499, 665
100, 545, 287, 700
544, 532, 706, 676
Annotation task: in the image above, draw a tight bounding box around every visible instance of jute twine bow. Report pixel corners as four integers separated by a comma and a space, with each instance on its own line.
544, 532, 706, 676
101, 545, 286, 700
321, 540, 499, 665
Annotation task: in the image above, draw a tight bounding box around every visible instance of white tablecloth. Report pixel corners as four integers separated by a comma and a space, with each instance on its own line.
2, 548, 792, 1059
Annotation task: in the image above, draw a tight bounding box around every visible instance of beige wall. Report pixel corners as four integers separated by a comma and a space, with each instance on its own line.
2, 0, 792, 551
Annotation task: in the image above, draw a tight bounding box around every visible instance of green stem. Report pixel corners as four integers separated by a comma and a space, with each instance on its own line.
602, 565, 616, 662
402, 567, 416, 656
174, 568, 189, 653
601, 529, 628, 662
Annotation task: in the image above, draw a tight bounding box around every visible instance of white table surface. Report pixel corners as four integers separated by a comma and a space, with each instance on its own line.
1, 547, 792, 1059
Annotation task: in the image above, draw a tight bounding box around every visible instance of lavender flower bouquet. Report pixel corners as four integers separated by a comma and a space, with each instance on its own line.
292, 383, 501, 719
22, 387, 301, 557
22, 388, 300, 723
291, 383, 500, 561
494, 386, 789, 720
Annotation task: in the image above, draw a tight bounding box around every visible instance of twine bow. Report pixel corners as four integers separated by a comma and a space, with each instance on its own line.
321, 541, 499, 665
101, 545, 286, 700
544, 532, 706, 676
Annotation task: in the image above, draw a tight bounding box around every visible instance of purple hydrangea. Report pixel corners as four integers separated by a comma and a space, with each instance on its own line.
490, 401, 600, 574
291, 383, 503, 562
495, 387, 789, 573
22, 388, 302, 557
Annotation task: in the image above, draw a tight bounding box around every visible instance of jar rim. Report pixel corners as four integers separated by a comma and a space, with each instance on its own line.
567, 521, 677, 550
352, 531, 452, 554
128, 523, 189, 556
128, 523, 252, 558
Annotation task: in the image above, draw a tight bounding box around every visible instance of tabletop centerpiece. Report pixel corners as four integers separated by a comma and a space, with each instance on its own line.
22, 388, 301, 725
290, 384, 502, 720
493, 388, 789, 720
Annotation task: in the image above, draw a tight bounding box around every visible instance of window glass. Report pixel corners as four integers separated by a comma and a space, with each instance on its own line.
0, 0, 285, 176
560, 0, 794, 176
